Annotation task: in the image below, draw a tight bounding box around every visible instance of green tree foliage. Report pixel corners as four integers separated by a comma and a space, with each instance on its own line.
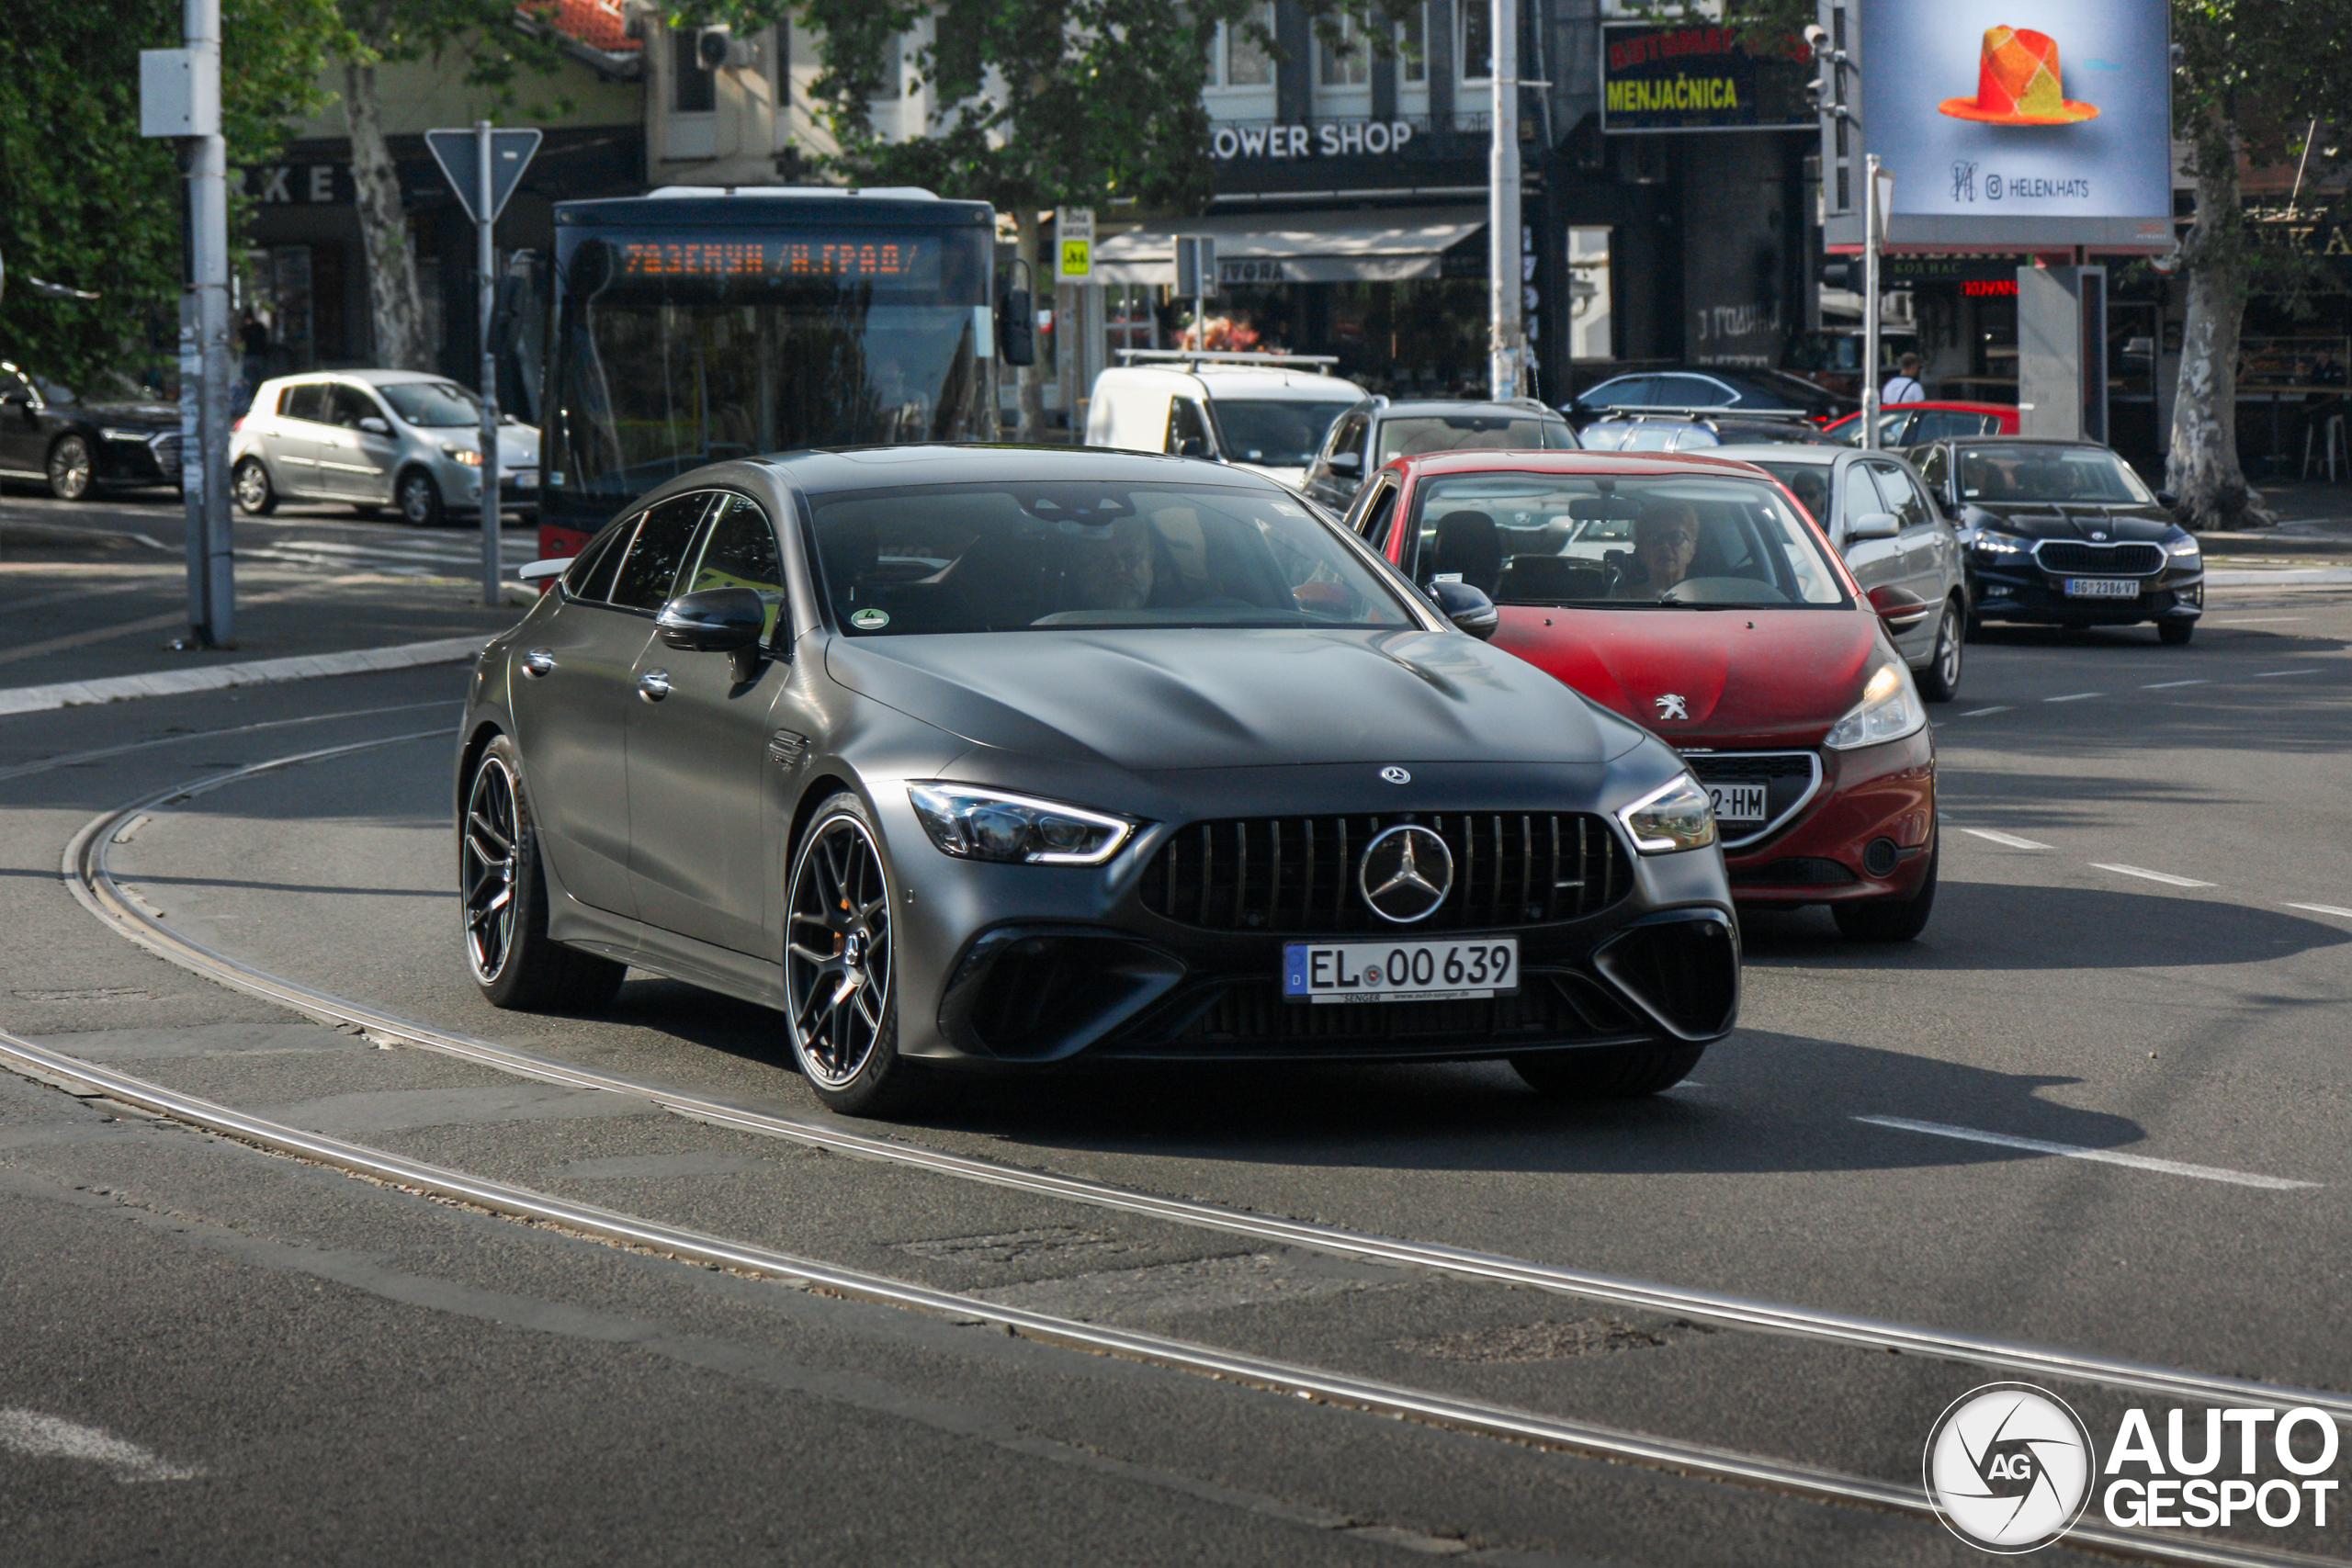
0, 0, 344, 389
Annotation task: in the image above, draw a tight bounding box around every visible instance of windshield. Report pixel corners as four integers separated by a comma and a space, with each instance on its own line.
548, 225, 990, 509
810, 480, 1419, 635
1376, 415, 1570, 462
379, 380, 481, 427
1408, 472, 1850, 609
1958, 446, 2154, 504
1214, 400, 1353, 468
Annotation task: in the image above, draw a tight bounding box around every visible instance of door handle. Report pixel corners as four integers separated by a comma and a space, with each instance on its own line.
637, 670, 673, 703
520, 649, 555, 679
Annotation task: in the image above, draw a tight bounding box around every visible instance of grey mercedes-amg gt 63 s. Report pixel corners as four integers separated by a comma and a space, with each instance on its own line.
457, 446, 1738, 1116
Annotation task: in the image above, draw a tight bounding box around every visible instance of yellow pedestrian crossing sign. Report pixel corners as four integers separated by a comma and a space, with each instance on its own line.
1057, 209, 1094, 282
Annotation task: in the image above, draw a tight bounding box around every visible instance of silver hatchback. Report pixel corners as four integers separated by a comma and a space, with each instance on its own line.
231, 369, 538, 525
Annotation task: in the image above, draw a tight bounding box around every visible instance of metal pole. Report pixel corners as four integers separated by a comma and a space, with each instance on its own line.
1861, 152, 1883, 451
186, 0, 232, 644
476, 121, 502, 605
1488, 0, 1522, 400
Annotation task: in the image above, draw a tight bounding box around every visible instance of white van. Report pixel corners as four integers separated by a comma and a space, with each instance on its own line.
1083, 353, 1364, 490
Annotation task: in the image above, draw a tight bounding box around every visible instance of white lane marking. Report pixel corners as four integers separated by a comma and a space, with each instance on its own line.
2092, 863, 2215, 888
2043, 692, 2102, 703
132, 534, 165, 550
1958, 828, 2052, 851
1853, 1117, 2320, 1191
1956, 705, 2013, 717
2214, 615, 2306, 624
2286, 902, 2352, 920
0, 1408, 205, 1481
2142, 679, 2208, 689
2252, 669, 2319, 678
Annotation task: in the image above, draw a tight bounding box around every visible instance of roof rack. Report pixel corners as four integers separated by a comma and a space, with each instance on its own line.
1114, 349, 1341, 368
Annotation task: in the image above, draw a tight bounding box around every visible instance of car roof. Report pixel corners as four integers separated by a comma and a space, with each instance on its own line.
1096, 365, 1363, 400
1918, 434, 2110, 448
1830, 400, 2013, 417
758, 443, 1292, 495
1703, 445, 1847, 466
1374, 400, 1565, 420
1389, 449, 1782, 480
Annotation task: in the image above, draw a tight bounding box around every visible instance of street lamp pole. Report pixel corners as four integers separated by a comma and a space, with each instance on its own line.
1862, 152, 1883, 451
475, 121, 502, 607
1487, 0, 1522, 400
184, 0, 233, 643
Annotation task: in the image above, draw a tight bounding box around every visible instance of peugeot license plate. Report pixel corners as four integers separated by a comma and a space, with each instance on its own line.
1283, 939, 1518, 1004
1705, 782, 1768, 825
2064, 577, 2138, 599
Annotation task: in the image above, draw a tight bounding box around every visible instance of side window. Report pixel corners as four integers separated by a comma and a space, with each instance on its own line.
1869, 463, 1933, 531
1323, 412, 1368, 468
683, 494, 787, 641
563, 516, 637, 602
282, 381, 330, 423
1916, 446, 1949, 492
1587, 376, 1652, 409
327, 384, 379, 429
1166, 398, 1214, 457
607, 492, 717, 611
1355, 482, 1400, 552
1839, 462, 1890, 532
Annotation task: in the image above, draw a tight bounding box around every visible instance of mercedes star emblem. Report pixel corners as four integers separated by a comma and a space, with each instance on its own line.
1654, 694, 1690, 721
1380, 765, 1411, 784
1358, 824, 1454, 924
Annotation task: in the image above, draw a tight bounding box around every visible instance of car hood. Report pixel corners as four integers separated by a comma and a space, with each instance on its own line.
1492, 605, 1881, 747
75, 400, 178, 426
826, 626, 1647, 772
1963, 501, 2176, 539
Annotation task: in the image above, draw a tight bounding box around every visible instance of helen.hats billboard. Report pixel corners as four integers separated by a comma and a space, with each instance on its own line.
1827, 0, 2173, 252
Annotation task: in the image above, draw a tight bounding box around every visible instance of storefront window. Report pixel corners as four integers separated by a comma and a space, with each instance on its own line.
1318, 15, 1372, 87
1209, 3, 1273, 88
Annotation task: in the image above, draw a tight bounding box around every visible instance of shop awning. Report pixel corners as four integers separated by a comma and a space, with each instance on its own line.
1092, 207, 1486, 286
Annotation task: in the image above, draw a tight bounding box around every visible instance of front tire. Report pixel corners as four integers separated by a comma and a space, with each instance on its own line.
47, 434, 93, 501
2158, 621, 2195, 647
1512, 1043, 1707, 1099
783, 793, 930, 1118
397, 467, 446, 527
233, 457, 277, 515
460, 736, 625, 1010
1914, 599, 1964, 703
1833, 838, 1939, 942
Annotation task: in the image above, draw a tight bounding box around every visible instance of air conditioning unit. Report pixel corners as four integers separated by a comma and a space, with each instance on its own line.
696, 28, 757, 71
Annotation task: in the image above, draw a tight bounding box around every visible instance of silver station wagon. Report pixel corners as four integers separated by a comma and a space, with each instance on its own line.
231, 368, 539, 525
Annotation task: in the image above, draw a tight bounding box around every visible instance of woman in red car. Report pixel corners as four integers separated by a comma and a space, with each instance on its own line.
1349, 449, 1939, 941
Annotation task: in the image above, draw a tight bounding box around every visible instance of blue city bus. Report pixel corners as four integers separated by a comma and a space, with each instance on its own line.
533, 187, 1003, 558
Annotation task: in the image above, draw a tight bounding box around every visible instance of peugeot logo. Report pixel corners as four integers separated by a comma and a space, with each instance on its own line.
1654, 694, 1690, 721
1380, 765, 1411, 784
1358, 825, 1454, 924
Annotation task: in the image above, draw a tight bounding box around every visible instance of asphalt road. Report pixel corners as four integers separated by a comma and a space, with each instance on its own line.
0, 575, 2346, 1566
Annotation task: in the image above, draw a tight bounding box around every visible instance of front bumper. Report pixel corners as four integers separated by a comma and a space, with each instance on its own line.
1968, 553, 2204, 627
1703, 729, 1937, 908
96, 429, 181, 487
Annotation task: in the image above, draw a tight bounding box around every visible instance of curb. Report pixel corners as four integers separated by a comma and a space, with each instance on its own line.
2205, 567, 2352, 586
0, 635, 485, 717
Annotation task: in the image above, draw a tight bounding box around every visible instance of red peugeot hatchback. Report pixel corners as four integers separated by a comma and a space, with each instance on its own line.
1346, 450, 1939, 940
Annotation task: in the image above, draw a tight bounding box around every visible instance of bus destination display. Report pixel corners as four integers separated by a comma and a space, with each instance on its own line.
612, 234, 942, 287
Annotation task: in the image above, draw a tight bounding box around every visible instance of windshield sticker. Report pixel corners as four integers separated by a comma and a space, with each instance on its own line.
850, 608, 891, 630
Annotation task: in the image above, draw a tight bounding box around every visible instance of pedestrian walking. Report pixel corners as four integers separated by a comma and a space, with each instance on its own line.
1882, 352, 1926, 405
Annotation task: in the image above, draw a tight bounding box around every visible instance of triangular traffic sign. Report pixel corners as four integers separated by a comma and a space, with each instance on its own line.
425, 128, 543, 225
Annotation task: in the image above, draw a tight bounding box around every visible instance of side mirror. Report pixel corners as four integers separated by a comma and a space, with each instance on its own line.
656, 586, 766, 653
1867, 583, 1935, 634
1326, 449, 1363, 477
1172, 435, 1211, 459
514, 557, 571, 583
357, 416, 391, 436
2156, 490, 2180, 511
1426, 579, 1499, 640
1844, 510, 1900, 546
996, 287, 1036, 367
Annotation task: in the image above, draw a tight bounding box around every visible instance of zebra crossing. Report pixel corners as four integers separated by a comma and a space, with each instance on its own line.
237, 526, 540, 579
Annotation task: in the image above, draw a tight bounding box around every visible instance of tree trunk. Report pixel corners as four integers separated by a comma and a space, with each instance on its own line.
1014, 207, 1048, 442
2165, 123, 2259, 530
345, 60, 428, 372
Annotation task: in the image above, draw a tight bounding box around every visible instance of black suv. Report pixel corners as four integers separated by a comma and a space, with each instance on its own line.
1300, 398, 1577, 511
0, 360, 180, 500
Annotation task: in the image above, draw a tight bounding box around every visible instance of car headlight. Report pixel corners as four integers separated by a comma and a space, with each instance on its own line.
2165, 533, 2201, 558
906, 783, 1135, 865
1971, 529, 2026, 557
440, 444, 484, 467
1616, 773, 1717, 854
1824, 659, 1926, 751
100, 427, 151, 443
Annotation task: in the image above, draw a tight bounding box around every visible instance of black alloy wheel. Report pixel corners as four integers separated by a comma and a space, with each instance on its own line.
459, 736, 624, 1010
46, 434, 92, 501
1915, 600, 1964, 703
784, 795, 927, 1117
1833, 836, 1939, 942
1512, 1042, 1707, 1099
398, 468, 446, 526
233, 457, 277, 515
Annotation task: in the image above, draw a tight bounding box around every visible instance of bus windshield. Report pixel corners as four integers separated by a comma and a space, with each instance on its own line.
545, 215, 993, 525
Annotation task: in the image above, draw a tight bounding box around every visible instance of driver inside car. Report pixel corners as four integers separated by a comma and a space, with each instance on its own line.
1614, 503, 1701, 597
1057, 517, 1159, 614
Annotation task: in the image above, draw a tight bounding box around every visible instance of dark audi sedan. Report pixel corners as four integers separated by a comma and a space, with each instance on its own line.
458, 447, 1738, 1116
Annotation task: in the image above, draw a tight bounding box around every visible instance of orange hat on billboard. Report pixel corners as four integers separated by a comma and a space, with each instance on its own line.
1939, 26, 2099, 124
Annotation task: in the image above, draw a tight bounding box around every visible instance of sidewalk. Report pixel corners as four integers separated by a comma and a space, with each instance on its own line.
0, 518, 530, 715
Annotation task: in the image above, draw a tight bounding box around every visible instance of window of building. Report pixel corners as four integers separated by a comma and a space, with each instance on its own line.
1208, 2, 1273, 88
1460, 1, 1492, 83
1317, 14, 1372, 87
673, 28, 717, 114
1400, 6, 1428, 83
